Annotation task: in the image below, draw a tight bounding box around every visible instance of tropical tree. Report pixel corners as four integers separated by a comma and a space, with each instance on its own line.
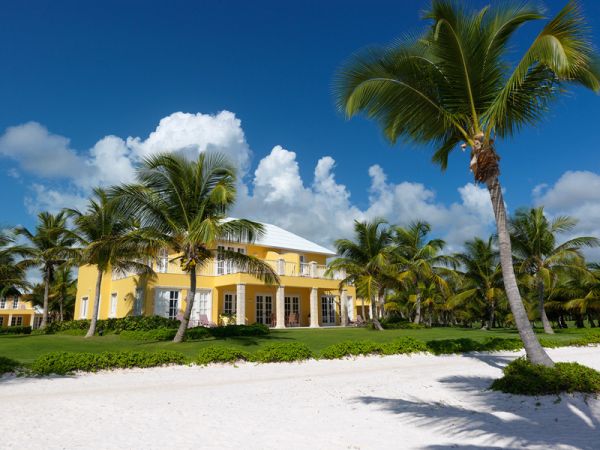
111, 152, 279, 342
451, 237, 505, 330
564, 263, 600, 326
15, 212, 77, 329
328, 219, 394, 330
392, 222, 455, 324
334, 0, 600, 366
0, 230, 29, 297
68, 188, 155, 338
510, 207, 599, 333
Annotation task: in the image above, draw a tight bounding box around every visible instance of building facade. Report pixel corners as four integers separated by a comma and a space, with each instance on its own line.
74, 222, 357, 327
0, 295, 42, 328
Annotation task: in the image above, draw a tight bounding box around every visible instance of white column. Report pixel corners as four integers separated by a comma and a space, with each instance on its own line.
277, 259, 285, 276
236, 284, 246, 325
340, 289, 348, 327
275, 286, 286, 328
7, 313, 13, 327
309, 261, 317, 278
310, 288, 319, 328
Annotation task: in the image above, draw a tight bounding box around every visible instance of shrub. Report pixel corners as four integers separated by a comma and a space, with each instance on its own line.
381, 337, 429, 355
480, 337, 523, 352
426, 338, 482, 354
0, 356, 21, 375
0, 326, 32, 335
30, 350, 187, 375
119, 328, 177, 341
44, 316, 180, 334
196, 347, 251, 365
320, 340, 384, 359
491, 358, 600, 395
380, 319, 425, 330
252, 342, 314, 363
185, 326, 212, 340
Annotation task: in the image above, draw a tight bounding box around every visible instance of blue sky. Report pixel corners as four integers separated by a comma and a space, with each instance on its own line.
1, 0, 600, 254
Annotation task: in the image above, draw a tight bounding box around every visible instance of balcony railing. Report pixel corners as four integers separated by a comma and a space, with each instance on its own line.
112, 258, 346, 281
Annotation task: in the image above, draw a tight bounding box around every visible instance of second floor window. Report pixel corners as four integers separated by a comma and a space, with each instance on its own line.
12, 298, 19, 309
0, 298, 5, 309
157, 248, 169, 273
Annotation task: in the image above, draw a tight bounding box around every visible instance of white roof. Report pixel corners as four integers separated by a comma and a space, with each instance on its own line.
225, 218, 336, 255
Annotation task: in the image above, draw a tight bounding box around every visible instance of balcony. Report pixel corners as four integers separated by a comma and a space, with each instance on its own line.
112, 258, 346, 281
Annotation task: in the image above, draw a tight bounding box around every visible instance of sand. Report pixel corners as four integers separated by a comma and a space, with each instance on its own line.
1, 346, 599, 450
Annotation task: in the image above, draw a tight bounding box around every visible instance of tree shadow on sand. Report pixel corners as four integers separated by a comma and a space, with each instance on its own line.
353, 354, 600, 450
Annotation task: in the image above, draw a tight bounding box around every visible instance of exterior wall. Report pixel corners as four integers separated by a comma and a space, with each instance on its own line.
0, 296, 38, 327
74, 243, 357, 327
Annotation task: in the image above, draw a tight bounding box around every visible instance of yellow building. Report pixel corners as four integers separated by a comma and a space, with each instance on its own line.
74, 221, 357, 328
0, 295, 42, 329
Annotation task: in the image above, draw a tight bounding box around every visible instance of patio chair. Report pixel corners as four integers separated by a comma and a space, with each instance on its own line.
355, 315, 366, 327
199, 314, 217, 328
287, 313, 299, 327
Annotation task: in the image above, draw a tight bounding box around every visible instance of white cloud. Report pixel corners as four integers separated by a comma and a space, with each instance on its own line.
0, 111, 251, 213
235, 146, 494, 252
534, 171, 600, 260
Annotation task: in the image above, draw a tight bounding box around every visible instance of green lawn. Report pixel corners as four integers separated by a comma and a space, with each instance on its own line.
1, 326, 595, 365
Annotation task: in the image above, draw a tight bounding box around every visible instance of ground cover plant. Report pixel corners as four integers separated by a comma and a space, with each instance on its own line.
0, 356, 21, 375
491, 358, 600, 395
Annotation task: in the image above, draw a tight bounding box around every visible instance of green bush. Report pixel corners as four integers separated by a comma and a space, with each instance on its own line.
252, 342, 314, 363
491, 358, 600, 395
30, 350, 187, 375
185, 326, 212, 340
320, 340, 384, 359
480, 337, 523, 351
381, 337, 429, 355
119, 328, 177, 341
426, 338, 482, 354
45, 316, 180, 334
380, 319, 425, 330
0, 356, 21, 375
196, 347, 251, 365
0, 326, 32, 335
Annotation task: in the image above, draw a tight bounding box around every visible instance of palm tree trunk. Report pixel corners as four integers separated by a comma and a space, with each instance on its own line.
361, 297, 366, 321
413, 292, 421, 324
59, 296, 64, 322
370, 294, 383, 330
85, 268, 103, 338
488, 302, 495, 330
41, 266, 51, 329
537, 278, 554, 334
487, 177, 553, 366
174, 266, 196, 342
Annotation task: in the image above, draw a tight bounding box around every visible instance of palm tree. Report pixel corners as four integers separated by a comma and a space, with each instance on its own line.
328, 219, 394, 330
334, 0, 600, 366
510, 207, 599, 334
51, 265, 77, 322
68, 188, 155, 338
111, 152, 279, 342
0, 231, 29, 297
15, 212, 77, 329
564, 263, 600, 326
451, 237, 505, 330
392, 222, 455, 324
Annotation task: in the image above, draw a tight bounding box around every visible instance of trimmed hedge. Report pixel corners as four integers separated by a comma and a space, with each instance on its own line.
426, 337, 523, 355
119, 328, 177, 341
46, 316, 180, 334
0, 356, 21, 375
382, 337, 429, 355
252, 342, 314, 363
117, 324, 266, 341
321, 340, 384, 359
30, 350, 187, 375
491, 358, 600, 395
197, 347, 251, 365
208, 323, 270, 338
0, 326, 32, 335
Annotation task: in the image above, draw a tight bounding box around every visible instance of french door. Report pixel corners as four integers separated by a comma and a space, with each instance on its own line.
109, 293, 118, 318
284, 296, 299, 323
191, 289, 212, 325
321, 295, 336, 325
256, 294, 273, 325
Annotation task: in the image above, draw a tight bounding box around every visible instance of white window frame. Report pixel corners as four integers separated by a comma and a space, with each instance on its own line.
216, 244, 246, 275
284, 296, 300, 321
0, 298, 6, 309
191, 289, 213, 325
12, 298, 19, 309
168, 290, 179, 320
157, 248, 169, 273
321, 295, 336, 325
109, 293, 118, 318
299, 255, 309, 277
223, 292, 237, 315
134, 288, 144, 316
11, 316, 23, 326
255, 293, 273, 326
80, 297, 89, 319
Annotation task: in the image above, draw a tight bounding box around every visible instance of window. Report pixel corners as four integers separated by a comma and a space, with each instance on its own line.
299, 255, 309, 276
217, 245, 246, 275
224, 293, 236, 315
134, 288, 144, 316
34, 316, 43, 329
11, 316, 23, 326
80, 297, 89, 319
168, 290, 179, 320
321, 296, 336, 325
12, 298, 19, 309
255, 295, 273, 325
157, 248, 169, 273
0, 298, 6, 309
284, 296, 300, 319
109, 293, 118, 318
0, 317, 3, 326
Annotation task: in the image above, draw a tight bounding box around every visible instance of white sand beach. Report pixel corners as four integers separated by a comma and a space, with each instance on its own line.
1, 346, 599, 450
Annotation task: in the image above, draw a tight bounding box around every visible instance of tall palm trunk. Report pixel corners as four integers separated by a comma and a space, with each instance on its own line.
370, 294, 383, 330
59, 295, 64, 322
413, 292, 421, 324
85, 268, 103, 338
487, 301, 495, 330
174, 266, 196, 342
487, 177, 553, 367
361, 298, 366, 321
41, 266, 51, 329
537, 277, 554, 334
